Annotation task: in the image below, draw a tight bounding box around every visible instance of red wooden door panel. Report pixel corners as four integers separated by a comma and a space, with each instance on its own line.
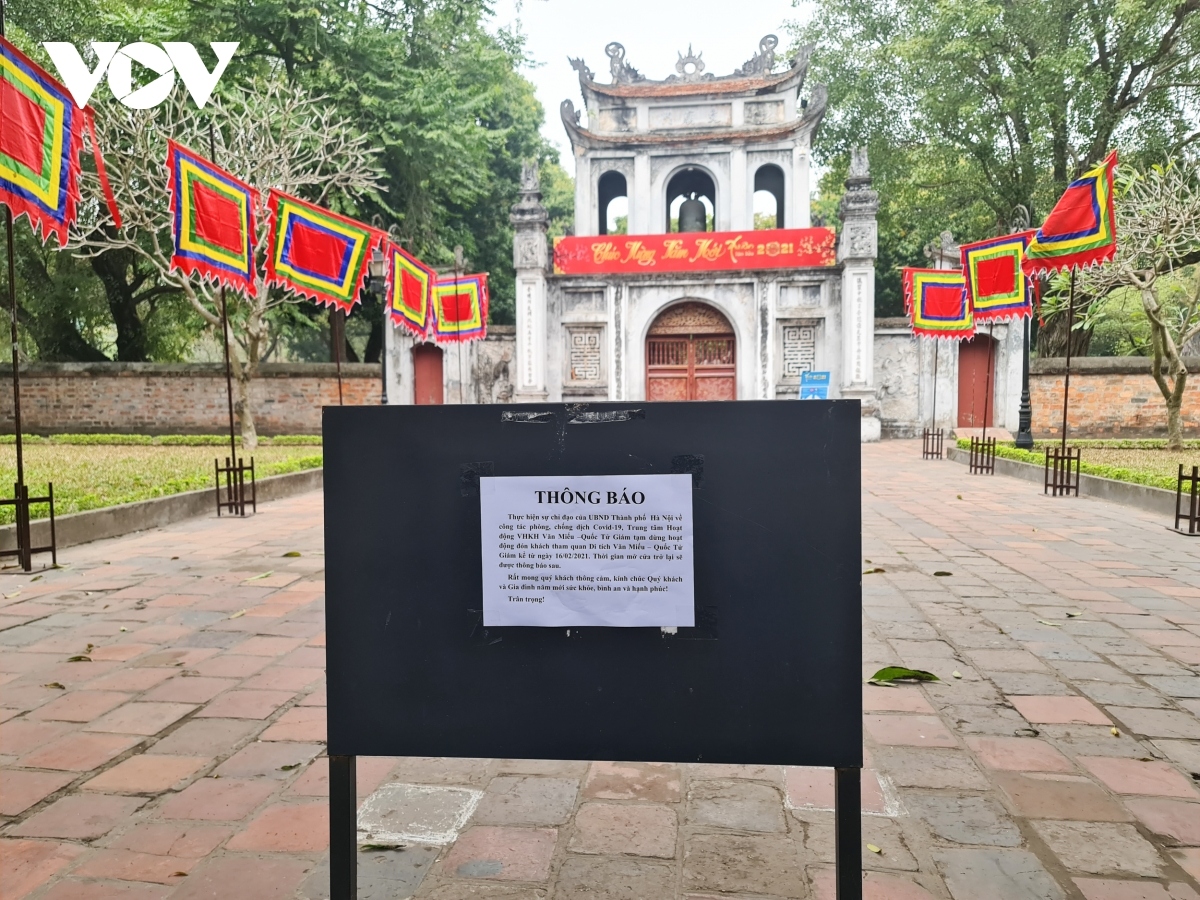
645, 302, 737, 402
957, 335, 995, 427
413, 343, 444, 405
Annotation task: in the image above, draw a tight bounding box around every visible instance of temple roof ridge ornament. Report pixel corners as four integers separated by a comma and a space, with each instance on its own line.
570, 38, 816, 100
666, 45, 712, 83
732, 34, 779, 78
605, 42, 645, 85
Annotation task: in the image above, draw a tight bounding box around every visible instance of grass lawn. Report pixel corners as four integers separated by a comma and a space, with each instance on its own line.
0, 436, 322, 525
959, 438, 1200, 491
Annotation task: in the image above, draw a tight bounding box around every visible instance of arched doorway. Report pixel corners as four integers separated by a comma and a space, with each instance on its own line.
665, 168, 716, 232
646, 302, 735, 401
957, 334, 996, 427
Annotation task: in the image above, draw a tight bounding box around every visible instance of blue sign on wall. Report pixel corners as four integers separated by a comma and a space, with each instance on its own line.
799, 371, 830, 400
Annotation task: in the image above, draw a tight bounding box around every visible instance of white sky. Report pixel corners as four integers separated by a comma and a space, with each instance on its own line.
488, 0, 806, 174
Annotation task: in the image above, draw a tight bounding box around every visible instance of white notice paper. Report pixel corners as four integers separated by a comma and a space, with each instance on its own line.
480, 474, 695, 627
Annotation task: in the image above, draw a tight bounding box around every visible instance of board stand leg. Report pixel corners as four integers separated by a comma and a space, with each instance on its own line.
835, 767, 862, 900
330, 755, 357, 900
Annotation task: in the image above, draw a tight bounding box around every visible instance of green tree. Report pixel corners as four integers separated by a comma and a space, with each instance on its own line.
791, 0, 1200, 330
1080, 161, 1200, 448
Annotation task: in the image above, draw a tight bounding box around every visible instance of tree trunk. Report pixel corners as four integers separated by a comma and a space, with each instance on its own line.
89, 247, 150, 362
1166, 385, 1184, 451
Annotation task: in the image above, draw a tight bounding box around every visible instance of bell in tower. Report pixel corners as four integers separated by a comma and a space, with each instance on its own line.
678, 192, 707, 233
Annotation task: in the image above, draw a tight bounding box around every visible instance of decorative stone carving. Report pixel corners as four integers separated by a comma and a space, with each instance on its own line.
845, 222, 877, 259
838, 146, 879, 263
568, 57, 594, 82
874, 337, 919, 424
514, 233, 544, 270
471, 341, 514, 405
733, 35, 778, 78
743, 100, 784, 125
648, 301, 734, 336
924, 230, 960, 270
566, 326, 604, 384
667, 45, 712, 82
781, 324, 817, 379
510, 159, 548, 272
605, 42, 644, 84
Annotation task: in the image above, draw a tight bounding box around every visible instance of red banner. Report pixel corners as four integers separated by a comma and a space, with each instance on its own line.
553, 228, 837, 274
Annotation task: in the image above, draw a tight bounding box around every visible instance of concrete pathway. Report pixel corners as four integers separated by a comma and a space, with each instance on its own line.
1, 440, 1198, 899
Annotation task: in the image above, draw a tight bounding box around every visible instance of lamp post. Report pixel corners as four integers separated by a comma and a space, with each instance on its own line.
368, 247, 387, 405
1015, 315, 1034, 448
1011, 205, 1035, 450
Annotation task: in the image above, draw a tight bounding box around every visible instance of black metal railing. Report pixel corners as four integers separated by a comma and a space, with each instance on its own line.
0, 482, 56, 569
969, 437, 996, 475
215, 457, 256, 517
922, 428, 944, 460
1175, 465, 1199, 536
1044, 446, 1081, 496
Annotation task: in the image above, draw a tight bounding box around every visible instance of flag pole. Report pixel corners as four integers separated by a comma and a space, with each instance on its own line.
207, 124, 238, 462
1061, 270, 1075, 452
333, 309, 344, 406
1, 2, 31, 571
930, 341, 939, 433
982, 322, 994, 443
454, 244, 464, 404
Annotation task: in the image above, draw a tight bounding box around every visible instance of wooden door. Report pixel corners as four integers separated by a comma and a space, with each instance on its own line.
957, 335, 995, 427
413, 343, 444, 405
646, 302, 736, 401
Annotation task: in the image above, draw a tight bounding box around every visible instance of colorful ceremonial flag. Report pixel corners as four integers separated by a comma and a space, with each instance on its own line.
960, 231, 1033, 323
433, 274, 488, 342
0, 35, 84, 246
167, 141, 256, 296
1024, 151, 1118, 276
903, 268, 974, 340
266, 189, 378, 313
385, 243, 436, 338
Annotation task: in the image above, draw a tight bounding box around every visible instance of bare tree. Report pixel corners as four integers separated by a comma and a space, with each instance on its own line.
1082, 160, 1200, 449
69, 79, 383, 448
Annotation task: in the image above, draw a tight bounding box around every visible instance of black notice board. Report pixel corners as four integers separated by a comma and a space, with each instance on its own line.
324, 400, 862, 768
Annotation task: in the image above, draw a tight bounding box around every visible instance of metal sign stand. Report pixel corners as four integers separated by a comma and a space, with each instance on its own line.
322, 402, 864, 899
922, 342, 943, 459
969, 323, 997, 474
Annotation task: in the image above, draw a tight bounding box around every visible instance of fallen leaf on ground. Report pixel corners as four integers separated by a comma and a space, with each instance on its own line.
67, 655, 91, 662
279, 763, 301, 771
1111, 727, 1120, 737
42, 682, 65, 689
863, 567, 886, 574
866, 844, 882, 854
1066, 610, 1082, 618
934, 571, 952, 577
245, 571, 274, 581
3, 591, 19, 599
869, 666, 939, 684
952, 671, 963, 679
282, 551, 302, 558
1037, 620, 1061, 627
229, 609, 246, 619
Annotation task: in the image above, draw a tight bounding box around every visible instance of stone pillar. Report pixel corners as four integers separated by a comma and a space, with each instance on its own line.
631, 152, 651, 234
512, 162, 550, 402
837, 147, 881, 442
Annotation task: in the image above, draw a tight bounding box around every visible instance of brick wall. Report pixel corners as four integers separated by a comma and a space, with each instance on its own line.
0, 363, 381, 435
1030, 357, 1199, 438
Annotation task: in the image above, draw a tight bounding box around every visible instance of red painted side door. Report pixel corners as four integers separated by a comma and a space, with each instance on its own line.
957, 335, 995, 428
413, 344, 444, 405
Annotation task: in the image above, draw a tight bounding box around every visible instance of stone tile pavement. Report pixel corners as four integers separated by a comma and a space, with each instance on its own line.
1, 439, 1198, 899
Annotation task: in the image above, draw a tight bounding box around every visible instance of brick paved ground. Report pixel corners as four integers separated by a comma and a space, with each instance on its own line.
1, 439, 1198, 899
